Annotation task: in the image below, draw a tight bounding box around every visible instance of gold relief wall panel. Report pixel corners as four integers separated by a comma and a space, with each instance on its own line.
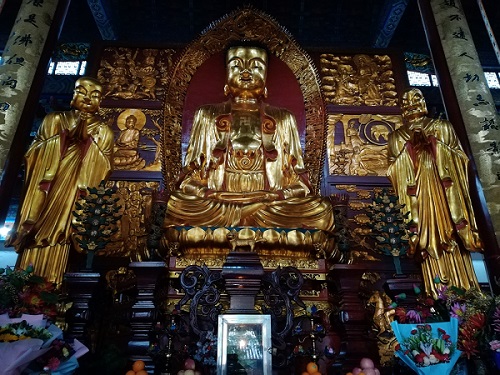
326, 114, 401, 176
96, 47, 176, 102
320, 54, 398, 107
99, 107, 163, 172
93, 45, 181, 177
101, 180, 160, 260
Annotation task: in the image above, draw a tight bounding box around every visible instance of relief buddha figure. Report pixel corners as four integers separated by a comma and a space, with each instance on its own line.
164, 46, 335, 235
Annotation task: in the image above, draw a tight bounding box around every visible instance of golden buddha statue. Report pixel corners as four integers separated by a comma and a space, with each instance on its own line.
164, 46, 334, 232
7, 77, 114, 285
387, 88, 483, 298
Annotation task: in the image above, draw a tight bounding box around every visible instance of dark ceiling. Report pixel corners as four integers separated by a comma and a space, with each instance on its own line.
1, 0, 499, 68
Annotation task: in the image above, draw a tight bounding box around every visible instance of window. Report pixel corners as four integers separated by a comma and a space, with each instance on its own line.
484, 72, 500, 89
47, 60, 87, 76
408, 70, 499, 89
407, 71, 432, 86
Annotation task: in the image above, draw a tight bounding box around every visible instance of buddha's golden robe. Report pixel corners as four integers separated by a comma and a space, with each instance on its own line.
387, 117, 482, 297
165, 101, 334, 231
7, 111, 114, 284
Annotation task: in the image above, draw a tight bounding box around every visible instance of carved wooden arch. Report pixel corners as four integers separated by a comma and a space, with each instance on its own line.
162, 7, 327, 194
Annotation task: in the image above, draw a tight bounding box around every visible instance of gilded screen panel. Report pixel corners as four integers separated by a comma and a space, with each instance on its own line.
326, 114, 402, 176
320, 54, 398, 107
96, 47, 175, 102
99, 107, 163, 172
100, 180, 160, 260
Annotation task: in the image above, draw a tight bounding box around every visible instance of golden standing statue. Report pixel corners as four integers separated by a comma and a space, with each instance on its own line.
387, 88, 483, 298
7, 77, 114, 285
164, 46, 334, 230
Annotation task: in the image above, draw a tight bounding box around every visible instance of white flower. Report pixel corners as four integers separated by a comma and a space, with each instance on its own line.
423, 356, 430, 366
420, 341, 433, 356
429, 354, 439, 364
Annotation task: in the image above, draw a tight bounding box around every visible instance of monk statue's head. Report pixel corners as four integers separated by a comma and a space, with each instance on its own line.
71, 76, 103, 114
224, 46, 268, 101
401, 88, 428, 125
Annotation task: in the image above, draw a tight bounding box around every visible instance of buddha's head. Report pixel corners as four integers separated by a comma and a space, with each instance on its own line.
224, 46, 268, 101
125, 115, 138, 129
71, 76, 103, 114
401, 88, 428, 126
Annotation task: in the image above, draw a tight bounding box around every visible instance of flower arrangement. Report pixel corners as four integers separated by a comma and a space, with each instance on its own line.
389, 277, 500, 374
399, 323, 455, 366
0, 265, 59, 318
0, 268, 89, 375
29, 338, 76, 372
487, 297, 500, 369
0, 320, 52, 342
391, 318, 461, 375
445, 287, 491, 359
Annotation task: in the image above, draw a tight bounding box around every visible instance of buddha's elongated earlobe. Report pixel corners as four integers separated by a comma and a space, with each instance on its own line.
224, 84, 230, 96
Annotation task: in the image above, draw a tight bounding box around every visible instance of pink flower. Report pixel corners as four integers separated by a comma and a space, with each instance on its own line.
489, 340, 500, 352
450, 302, 466, 324
47, 357, 61, 370
436, 284, 448, 300
406, 310, 422, 323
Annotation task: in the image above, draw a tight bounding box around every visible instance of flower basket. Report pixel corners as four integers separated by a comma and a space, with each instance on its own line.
0, 314, 88, 375
391, 318, 462, 375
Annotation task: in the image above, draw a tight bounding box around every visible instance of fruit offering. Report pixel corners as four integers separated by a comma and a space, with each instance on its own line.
125, 360, 148, 375
305, 361, 321, 375
349, 357, 380, 375
176, 357, 202, 375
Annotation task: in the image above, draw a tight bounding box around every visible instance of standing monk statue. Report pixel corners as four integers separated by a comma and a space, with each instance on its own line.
7, 77, 114, 285
387, 88, 483, 298
164, 45, 334, 231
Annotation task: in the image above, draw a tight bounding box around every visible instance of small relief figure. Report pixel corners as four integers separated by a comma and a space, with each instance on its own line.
129, 49, 159, 99
335, 64, 359, 105
353, 54, 382, 106
149, 118, 163, 166
366, 290, 395, 337
114, 109, 147, 170
345, 119, 366, 175
101, 56, 129, 98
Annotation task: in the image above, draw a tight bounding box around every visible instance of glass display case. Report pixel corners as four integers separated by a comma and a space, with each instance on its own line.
217, 314, 272, 375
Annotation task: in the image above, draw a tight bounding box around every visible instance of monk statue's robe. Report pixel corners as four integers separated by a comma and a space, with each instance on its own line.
7, 77, 114, 285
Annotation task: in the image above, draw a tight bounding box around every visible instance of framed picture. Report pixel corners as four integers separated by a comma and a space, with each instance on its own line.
217, 314, 272, 375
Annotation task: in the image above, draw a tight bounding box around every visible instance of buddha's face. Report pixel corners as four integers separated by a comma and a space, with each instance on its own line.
71, 77, 103, 113
125, 115, 137, 129
225, 46, 268, 100
401, 88, 428, 126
